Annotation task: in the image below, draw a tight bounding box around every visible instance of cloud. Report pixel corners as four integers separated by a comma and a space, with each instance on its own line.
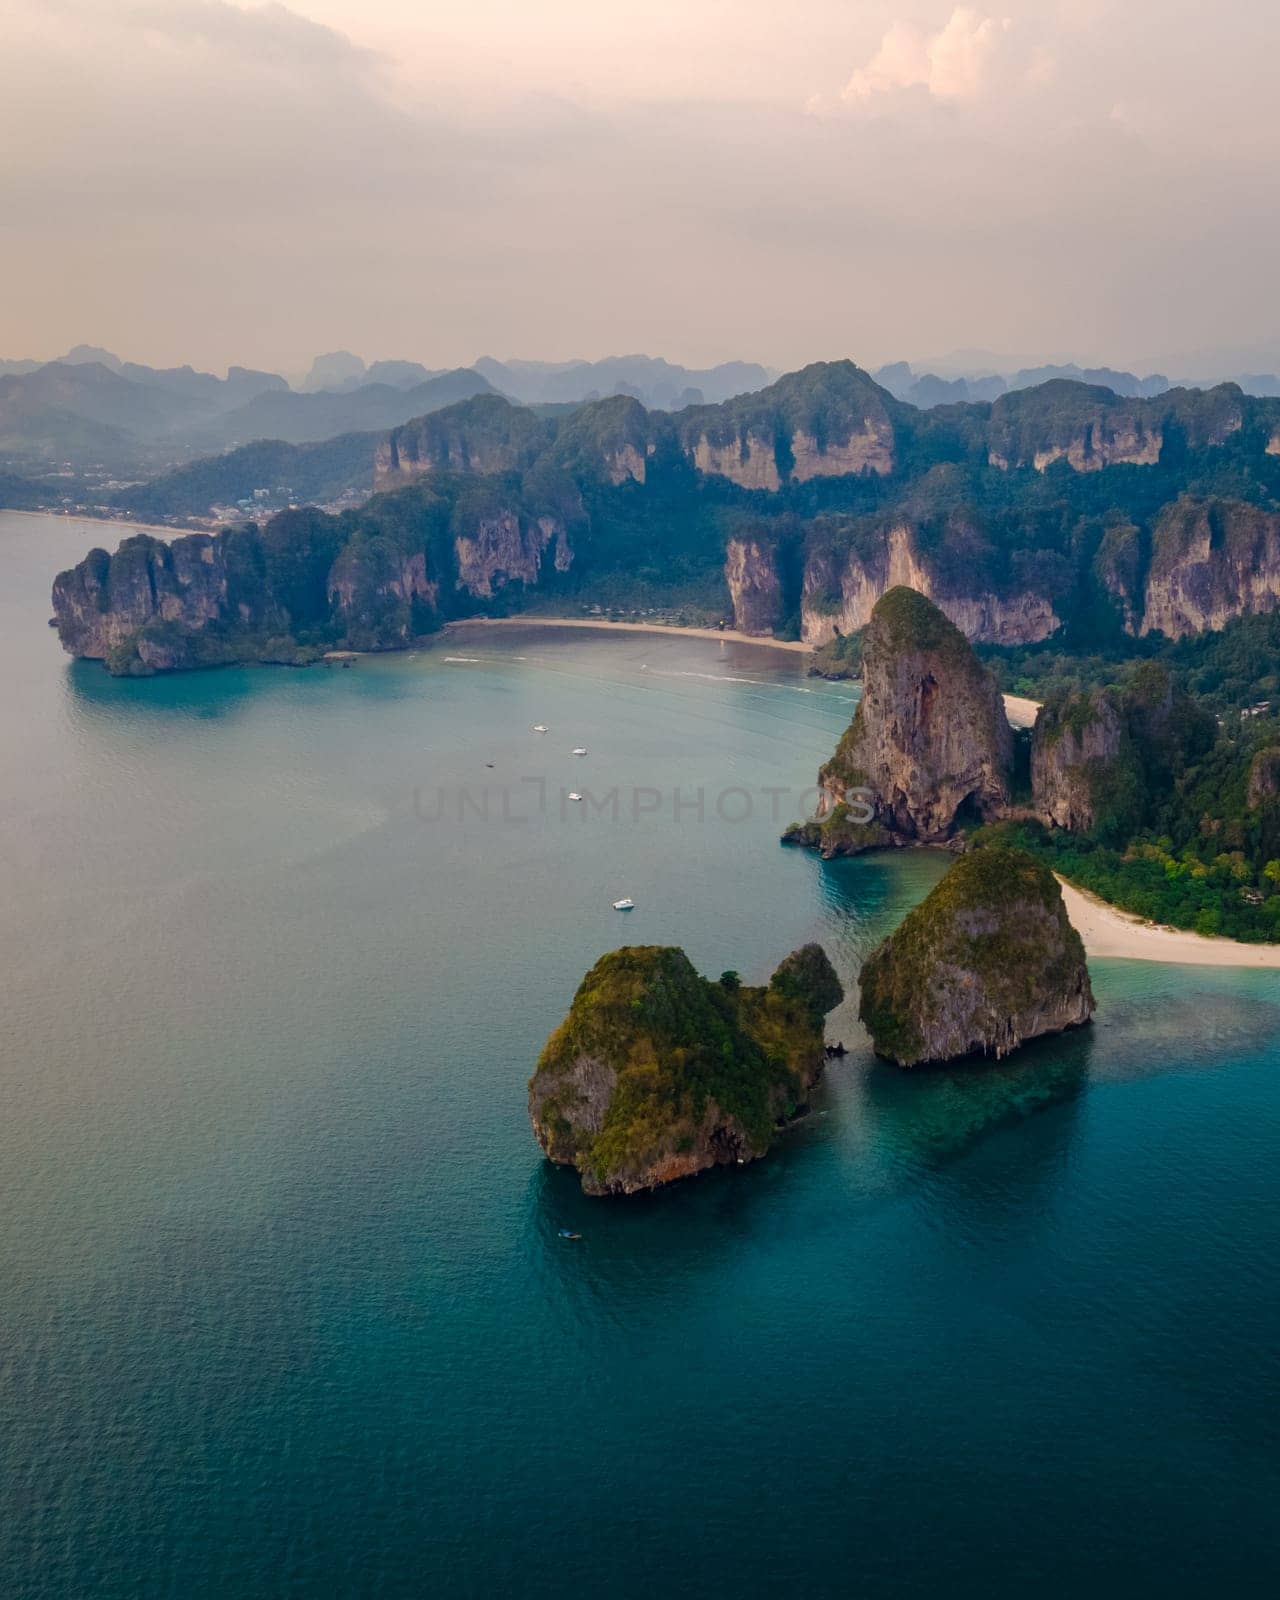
842, 8, 1018, 103
130, 0, 376, 70
3, 0, 1280, 375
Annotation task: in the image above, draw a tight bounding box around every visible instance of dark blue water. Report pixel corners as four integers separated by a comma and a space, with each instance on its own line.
2, 514, 1278, 1597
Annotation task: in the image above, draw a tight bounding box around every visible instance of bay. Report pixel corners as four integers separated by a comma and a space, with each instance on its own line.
1, 513, 1278, 1597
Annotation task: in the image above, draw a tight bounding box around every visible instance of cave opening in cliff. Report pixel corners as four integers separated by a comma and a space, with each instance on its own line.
952, 791, 986, 832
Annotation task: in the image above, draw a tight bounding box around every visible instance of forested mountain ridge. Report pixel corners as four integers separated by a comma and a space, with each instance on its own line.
50, 360, 1280, 682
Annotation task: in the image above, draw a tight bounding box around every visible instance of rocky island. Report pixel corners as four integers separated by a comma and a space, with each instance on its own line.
785, 586, 1014, 856
858, 847, 1095, 1067
528, 943, 842, 1195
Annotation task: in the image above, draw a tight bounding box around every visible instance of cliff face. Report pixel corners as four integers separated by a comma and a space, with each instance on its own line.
54, 368, 1280, 675
528, 944, 842, 1195
1248, 747, 1280, 809
799, 523, 1060, 647
691, 434, 779, 491
375, 395, 549, 489
858, 848, 1095, 1068
1091, 521, 1145, 633
725, 537, 785, 634
1026, 664, 1212, 841
814, 587, 1013, 849
453, 512, 572, 599
546, 394, 652, 485
52, 528, 290, 668
679, 361, 897, 490
987, 382, 1244, 473
789, 425, 893, 479
326, 538, 439, 649
52, 490, 574, 673
1140, 498, 1280, 638
1030, 688, 1129, 832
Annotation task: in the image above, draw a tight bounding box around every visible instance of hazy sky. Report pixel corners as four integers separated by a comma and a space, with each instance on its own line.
3, 0, 1278, 376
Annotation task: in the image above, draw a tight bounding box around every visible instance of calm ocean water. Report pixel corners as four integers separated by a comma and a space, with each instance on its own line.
1, 512, 1278, 1598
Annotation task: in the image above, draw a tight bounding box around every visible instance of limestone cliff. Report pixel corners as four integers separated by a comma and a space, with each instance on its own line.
453, 511, 572, 599
546, 394, 653, 486
690, 432, 781, 491
1025, 664, 1211, 841
528, 944, 842, 1195
858, 847, 1095, 1068
788, 424, 893, 480
53, 533, 230, 662
55, 367, 1280, 677
1030, 687, 1131, 833
326, 538, 439, 649
1090, 521, 1145, 634
799, 522, 1060, 647
795, 587, 1013, 854
987, 381, 1243, 473
1247, 747, 1280, 809
679, 360, 896, 490
725, 536, 785, 634
51, 486, 574, 673
1140, 498, 1280, 639
375, 395, 549, 489
50, 523, 319, 671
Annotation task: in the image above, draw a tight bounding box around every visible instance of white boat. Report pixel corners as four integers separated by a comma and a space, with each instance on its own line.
568, 792, 583, 802
572, 747, 588, 756
613, 897, 635, 911
532, 724, 549, 734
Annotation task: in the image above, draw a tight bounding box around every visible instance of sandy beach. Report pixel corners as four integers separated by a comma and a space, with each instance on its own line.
448, 613, 812, 653
1058, 878, 1280, 967
5, 508, 188, 540
1002, 694, 1040, 729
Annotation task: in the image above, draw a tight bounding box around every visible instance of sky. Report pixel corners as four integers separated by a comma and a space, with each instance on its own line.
2, 0, 1279, 378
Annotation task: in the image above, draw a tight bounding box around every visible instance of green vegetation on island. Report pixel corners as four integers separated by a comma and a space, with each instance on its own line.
528, 943, 843, 1195
859, 848, 1095, 1067
976, 662, 1280, 940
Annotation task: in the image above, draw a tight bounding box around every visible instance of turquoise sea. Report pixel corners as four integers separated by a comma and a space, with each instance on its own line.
1, 511, 1278, 1597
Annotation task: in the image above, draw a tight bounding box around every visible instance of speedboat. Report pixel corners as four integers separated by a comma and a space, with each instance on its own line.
572, 747, 588, 756
613, 897, 635, 911
532, 724, 549, 734
558, 1229, 582, 1240
568, 792, 583, 802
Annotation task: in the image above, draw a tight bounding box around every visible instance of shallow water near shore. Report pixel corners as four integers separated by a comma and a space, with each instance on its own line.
2, 513, 1279, 1597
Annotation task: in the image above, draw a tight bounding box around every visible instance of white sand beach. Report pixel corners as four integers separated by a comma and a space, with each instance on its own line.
1058, 878, 1280, 967
447, 613, 812, 652
1002, 694, 1040, 729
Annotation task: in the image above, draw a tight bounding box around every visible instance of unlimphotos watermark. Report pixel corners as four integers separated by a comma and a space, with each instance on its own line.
409, 777, 876, 827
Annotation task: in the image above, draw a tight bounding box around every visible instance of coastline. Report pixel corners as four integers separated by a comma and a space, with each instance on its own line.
2, 507, 187, 540
446, 613, 811, 653
1058, 877, 1280, 967
13, 511, 1044, 727
446, 616, 1042, 727
11, 509, 1273, 966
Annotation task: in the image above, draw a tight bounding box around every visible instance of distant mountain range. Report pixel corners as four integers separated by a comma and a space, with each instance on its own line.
299, 351, 772, 409
471, 355, 772, 409
0, 357, 494, 475
875, 359, 1280, 407
16, 339, 1280, 521
0, 346, 772, 477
